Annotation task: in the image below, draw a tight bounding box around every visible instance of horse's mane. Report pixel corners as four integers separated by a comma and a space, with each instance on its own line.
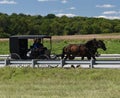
85, 38, 97, 48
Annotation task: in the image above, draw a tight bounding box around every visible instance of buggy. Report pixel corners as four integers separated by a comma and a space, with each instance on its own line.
9, 35, 52, 59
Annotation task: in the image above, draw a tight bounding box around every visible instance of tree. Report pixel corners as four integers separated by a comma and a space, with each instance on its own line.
45, 14, 56, 19
0, 12, 120, 37
114, 24, 120, 32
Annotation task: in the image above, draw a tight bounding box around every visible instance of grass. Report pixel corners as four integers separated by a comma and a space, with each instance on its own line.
99, 39, 120, 54
0, 40, 9, 54
51, 39, 120, 54
0, 39, 120, 54
0, 37, 120, 98
0, 67, 120, 98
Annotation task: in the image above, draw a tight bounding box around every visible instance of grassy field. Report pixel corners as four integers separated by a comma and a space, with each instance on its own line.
0, 67, 120, 98
0, 39, 120, 54
0, 34, 120, 98
51, 39, 120, 54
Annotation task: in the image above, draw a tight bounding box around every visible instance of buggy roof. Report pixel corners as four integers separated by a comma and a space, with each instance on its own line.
10, 35, 51, 39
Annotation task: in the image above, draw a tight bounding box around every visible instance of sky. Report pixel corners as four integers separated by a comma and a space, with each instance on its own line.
0, 0, 120, 19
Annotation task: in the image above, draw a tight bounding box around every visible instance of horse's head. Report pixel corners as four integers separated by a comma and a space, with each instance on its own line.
97, 40, 107, 51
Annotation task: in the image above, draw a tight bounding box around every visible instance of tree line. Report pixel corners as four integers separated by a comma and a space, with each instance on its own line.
0, 13, 120, 37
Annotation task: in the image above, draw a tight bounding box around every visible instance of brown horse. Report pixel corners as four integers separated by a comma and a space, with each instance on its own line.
61, 39, 106, 60
84, 38, 106, 60
61, 44, 91, 60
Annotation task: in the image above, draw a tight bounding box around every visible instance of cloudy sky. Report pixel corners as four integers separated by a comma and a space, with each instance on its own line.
0, 0, 120, 19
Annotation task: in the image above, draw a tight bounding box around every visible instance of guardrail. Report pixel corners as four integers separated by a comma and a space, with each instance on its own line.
0, 54, 120, 68
1, 54, 120, 59
0, 55, 9, 59
0, 59, 120, 68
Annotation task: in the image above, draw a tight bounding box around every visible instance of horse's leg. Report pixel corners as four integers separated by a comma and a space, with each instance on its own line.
85, 52, 91, 60
67, 54, 71, 60
89, 53, 96, 60
92, 56, 96, 60
64, 54, 68, 60
95, 51, 100, 57
63, 53, 69, 60
62, 52, 68, 60
61, 47, 66, 59
69, 55, 75, 60
87, 56, 91, 60
61, 53, 64, 59
86, 53, 91, 60
81, 56, 84, 60
61, 50, 66, 59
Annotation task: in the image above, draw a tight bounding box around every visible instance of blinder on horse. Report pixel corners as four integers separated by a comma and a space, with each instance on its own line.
97, 40, 106, 51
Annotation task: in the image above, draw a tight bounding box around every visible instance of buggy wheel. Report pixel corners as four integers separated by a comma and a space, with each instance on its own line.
38, 55, 50, 60
50, 54, 57, 60
8, 53, 21, 60
36, 55, 50, 67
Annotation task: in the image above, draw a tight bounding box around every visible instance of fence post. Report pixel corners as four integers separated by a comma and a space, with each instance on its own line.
31, 59, 36, 68
4, 59, 10, 66
89, 58, 95, 69
60, 59, 65, 67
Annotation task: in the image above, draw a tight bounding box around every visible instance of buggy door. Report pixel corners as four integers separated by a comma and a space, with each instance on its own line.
19, 39, 28, 59
10, 37, 28, 59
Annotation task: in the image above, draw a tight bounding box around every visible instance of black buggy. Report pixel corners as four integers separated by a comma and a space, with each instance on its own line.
9, 35, 52, 59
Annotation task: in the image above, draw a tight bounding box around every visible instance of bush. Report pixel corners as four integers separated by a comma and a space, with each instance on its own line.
0, 32, 10, 38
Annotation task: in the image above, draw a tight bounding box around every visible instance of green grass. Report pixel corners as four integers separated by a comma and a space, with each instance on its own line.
0, 67, 120, 98
0, 39, 120, 54
0, 40, 9, 54
52, 39, 120, 54
98, 39, 120, 54
0, 39, 120, 97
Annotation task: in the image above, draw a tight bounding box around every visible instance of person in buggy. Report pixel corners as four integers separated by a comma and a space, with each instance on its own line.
27, 38, 48, 59
32, 38, 46, 55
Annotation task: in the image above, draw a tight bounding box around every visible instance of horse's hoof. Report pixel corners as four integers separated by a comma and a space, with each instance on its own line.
71, 65, 75, 68
76, 65, 80, 68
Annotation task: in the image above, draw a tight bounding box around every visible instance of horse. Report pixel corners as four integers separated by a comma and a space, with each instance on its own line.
83, 38, 106, 60
61, 39, 106, 60
61, 44, 90, 60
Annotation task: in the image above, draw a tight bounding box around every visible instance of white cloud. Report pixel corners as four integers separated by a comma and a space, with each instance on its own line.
53, 6, 76, 14
102, 11, 119, 15
37, 0, 68, 4
61, 0, 67, 4
38, 0, 57, 2
96, 4, 115, 8
53, 9, 63, 13
69, 7, 76, 10
56, 13, 76, 17
95, 15, 120, 19
0, 0, 17, 4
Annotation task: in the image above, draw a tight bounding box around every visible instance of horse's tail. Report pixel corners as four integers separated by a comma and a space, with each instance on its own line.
61, 46, 66, 59
62, 46, 70, 59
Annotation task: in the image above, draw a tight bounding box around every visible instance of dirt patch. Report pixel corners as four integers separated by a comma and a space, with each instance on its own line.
0, 34, 120, 41
0, 38, 9, 41
52, 34, 120, 40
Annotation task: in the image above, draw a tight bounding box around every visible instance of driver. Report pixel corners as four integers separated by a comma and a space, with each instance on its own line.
33, 38, 43, 49
32, 38, 44, 54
